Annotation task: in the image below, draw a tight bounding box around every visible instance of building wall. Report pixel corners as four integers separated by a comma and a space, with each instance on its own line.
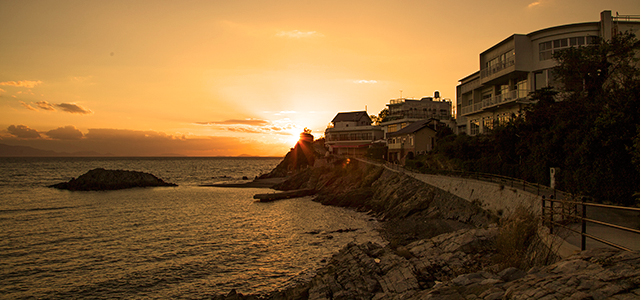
456, 11, 639, 136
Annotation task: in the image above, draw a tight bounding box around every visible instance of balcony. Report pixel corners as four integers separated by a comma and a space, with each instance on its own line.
480, 58, 515, 83
460, 89, 528, 116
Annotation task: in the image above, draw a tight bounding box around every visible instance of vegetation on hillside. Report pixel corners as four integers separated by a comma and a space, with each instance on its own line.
409, 32, 640, 206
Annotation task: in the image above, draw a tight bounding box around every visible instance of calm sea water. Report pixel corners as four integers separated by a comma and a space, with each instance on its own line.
0, 157, 383, 299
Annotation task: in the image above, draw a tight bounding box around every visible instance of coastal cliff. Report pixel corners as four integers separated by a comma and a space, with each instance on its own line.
216, 155, 639, 299
273, 158, 495, 246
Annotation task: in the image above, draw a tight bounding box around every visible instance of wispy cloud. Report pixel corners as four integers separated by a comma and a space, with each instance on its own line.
0, 80, 43, 88
196, 119, 270, 126
196, 117, 299, 136
56, 103, 92, 114
20, 101, 38, 111
36, 101, 56, 111
354, 80, 378, 84
7, 125, 41, 139
528, 2, 540, 8
276, 30, 323, 39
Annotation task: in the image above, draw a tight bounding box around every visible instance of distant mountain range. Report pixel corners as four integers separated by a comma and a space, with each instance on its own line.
0, 143, 110, 157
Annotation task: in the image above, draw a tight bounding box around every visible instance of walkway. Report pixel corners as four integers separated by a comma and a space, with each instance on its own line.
355, 158, 639, 254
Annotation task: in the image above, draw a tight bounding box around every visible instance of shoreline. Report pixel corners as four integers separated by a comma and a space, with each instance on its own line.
199, 177, 288, 188
212, 158, 640, 299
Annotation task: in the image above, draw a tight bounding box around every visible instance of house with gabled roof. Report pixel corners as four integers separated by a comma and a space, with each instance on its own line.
387, 119, 438, 163
324, 111, 384, 157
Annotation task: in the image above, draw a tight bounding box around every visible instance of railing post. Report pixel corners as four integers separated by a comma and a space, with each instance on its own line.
581, 197, 587, 251
549, 198, 554, 234
542, 196, 546, 227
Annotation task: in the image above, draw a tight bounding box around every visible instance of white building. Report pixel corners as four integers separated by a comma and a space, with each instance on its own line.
325, 111, 384, 156
456, 10, 639, 135
381, 91, 453, 138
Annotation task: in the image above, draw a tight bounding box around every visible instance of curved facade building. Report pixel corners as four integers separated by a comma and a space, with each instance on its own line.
456, 10, 639, 135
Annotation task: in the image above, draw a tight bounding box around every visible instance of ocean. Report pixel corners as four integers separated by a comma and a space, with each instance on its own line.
0, 157, 383, 299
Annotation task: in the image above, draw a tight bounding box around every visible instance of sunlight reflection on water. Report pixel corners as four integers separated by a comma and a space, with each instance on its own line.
0, 158, 383, 298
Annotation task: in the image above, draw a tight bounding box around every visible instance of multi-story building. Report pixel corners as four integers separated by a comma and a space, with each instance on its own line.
456, 10, 639, 135
381, 91, 453, 138
324, 111, 384, 156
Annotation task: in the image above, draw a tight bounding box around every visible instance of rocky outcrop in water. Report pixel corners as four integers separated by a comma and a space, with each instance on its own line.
49, 168, 177, 191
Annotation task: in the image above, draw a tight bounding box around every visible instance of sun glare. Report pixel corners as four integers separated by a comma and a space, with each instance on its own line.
285, 127, 304, 146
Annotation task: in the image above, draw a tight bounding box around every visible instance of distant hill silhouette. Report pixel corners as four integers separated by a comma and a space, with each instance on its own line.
0, 143, 110, 157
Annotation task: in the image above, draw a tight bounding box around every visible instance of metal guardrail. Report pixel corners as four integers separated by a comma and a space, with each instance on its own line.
400, 165, 639, 252
357, 159, 640, 252
542, 197, 639, 252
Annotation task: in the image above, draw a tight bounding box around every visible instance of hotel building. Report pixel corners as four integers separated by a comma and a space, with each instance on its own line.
456, 10, 639, 135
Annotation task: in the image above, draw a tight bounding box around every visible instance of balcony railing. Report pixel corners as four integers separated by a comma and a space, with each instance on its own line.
480, 58, 515, 79
460, 89, 528, 116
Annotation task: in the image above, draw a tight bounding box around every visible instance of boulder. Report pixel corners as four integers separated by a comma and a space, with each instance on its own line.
49, 168, 177, 191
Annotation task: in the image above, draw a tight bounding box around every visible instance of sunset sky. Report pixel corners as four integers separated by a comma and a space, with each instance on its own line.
1, 0, 638, 156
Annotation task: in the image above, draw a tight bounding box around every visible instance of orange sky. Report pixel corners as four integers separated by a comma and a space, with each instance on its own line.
0, 0, 638, 156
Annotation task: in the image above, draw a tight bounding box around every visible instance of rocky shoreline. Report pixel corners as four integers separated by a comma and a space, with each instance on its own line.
213, 155, 639, 299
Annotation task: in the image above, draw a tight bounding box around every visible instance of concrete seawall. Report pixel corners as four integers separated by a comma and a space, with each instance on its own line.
357, 159, 543, 217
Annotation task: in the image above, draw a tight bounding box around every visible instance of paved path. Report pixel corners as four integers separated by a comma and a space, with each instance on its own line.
356, 158, 640, 253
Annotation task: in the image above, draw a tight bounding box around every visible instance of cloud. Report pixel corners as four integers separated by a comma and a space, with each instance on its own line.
20, 101, 38, 111
36, 101, 56, 111
46, 126, 84, 140
0, 127, 291, 156
196, 119, 270, 126
0, 80, 43, 88
7, 125, 41, 139
528, 1, 541, 8
354, 80, 378, 84
276, 30, 323, 39
226, 127, 263, 134
55, 103, 92, 114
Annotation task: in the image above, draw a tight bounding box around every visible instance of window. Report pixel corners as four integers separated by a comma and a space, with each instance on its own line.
569, 37, 585, 46
517, 80, 528, 98
553, 38, 568, 48
483, 117, 494, 131
540, 36, 594, 61
470, 119, 480, 135
539, 41, 553, 61
499, 84, 509, 101
587, 36, 599, 44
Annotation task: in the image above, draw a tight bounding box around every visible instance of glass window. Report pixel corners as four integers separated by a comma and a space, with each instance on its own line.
470, 119, 480, 135
539, 41, 552, 51
569, 37, 585, 46
587, 36, 599, 44
553, 38, 568, 48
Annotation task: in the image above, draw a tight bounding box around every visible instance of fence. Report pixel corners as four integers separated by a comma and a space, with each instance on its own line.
400, 164, 639, 252
542, 197, 640, 252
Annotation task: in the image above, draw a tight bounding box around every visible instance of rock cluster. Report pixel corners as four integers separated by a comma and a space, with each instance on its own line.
49, 168, 177, 191
217, 158, 639, 299
213, 226, 639, 299
412, 247, 639, 300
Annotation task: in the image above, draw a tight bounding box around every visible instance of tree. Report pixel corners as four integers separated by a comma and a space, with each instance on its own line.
371, 108, 390, 125
548, 32, 640, 204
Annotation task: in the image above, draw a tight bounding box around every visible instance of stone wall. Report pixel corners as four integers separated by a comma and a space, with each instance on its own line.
406, 173, 543, 217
